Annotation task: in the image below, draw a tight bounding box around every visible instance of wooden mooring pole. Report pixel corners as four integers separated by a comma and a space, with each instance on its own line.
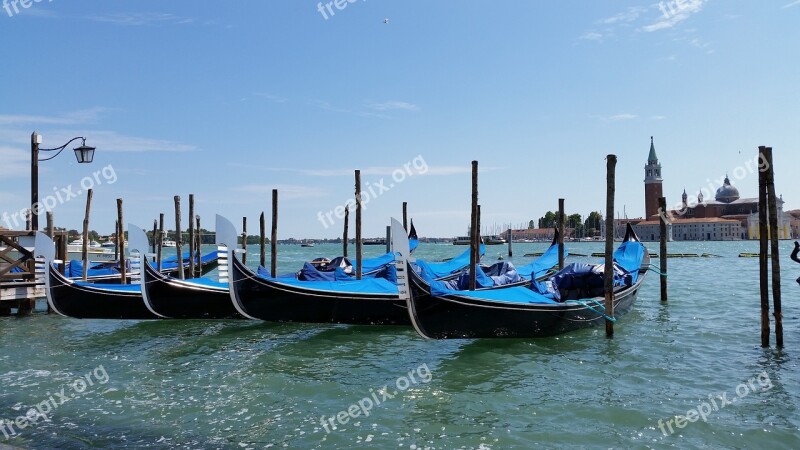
758, 146, 770, 348
46, 212, 54, 238
117, 198, 127, 284
81, 189, 93, 281
271, 189, 278, 278
259, 212, 266, 268
469, 160, 478, 291
157, 213, 164, 272
174, 196, 184, 280
151, 220, 158, 256
195, 215, 202, 277
188, 194, 195, 279
763, 147, 783, 348
507, 226, 513, 257
659, 197, 668, 302
114, 220, 119, 261
342, 205, 349, 258
241, 217, 247, 264
402, 202, 408, 231
604, 155, 617, 338
355, 170, 362, 280
558, 198, 565, 270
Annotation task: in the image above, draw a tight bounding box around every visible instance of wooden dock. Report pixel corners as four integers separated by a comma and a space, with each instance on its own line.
0, 230, 66, 315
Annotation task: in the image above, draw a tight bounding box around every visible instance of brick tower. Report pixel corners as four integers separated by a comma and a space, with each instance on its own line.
644, 136, 663, 219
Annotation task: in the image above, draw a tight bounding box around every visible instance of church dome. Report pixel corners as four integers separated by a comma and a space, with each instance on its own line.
715, 176, 740, 203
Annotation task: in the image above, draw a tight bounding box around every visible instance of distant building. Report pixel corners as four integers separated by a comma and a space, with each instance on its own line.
510, 228, 558, 242
618, 137, 791, 241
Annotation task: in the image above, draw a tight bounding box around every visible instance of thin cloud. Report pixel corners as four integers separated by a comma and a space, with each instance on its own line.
228, 163, 500, 177
366, 101, 420, 112
86, 13, 196, 26
649, 115, 667, 121
310, 100, 351, 114
579, 32, 604, 42
594, 113, 638, 122
782, 0, 800, 8
254, 93, 288, 103
0, 146, 31, 177
640, 0, 706, 32
81, 131, 197, 153
0, 107, 107, 126
600, 6, 646, 25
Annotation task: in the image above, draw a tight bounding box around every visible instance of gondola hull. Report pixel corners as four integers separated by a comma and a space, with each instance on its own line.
230, 255, 409, 325
406, 268, 644, 338
402, 222, 649, 339
141, 258, 241, 319
46, 263, 157, 320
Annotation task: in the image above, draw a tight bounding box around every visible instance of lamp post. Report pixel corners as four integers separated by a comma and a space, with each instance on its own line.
30, 132, 95, 230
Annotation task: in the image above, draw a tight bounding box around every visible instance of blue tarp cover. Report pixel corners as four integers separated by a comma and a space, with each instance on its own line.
514, 243, 565, 280
414, 260, 556, 304
424, 245, 486, 279
613, 240, 646, 283
66, 260, 119, 278
161, 251, 218, 270
255, 269, 398, 295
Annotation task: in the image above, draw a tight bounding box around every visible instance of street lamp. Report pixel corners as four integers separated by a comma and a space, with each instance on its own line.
30, 132, 96, 230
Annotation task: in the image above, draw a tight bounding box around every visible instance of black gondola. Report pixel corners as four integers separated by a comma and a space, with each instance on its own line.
218, 215, 408, 324
35, 232, 158, 320
134, 221, 242, 320
398, 221, 649, 339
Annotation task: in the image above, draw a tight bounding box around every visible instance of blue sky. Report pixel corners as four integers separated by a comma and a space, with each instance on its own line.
1, 0, 798, 238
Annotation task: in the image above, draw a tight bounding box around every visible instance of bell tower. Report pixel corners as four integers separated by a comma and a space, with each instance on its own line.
644, 136, 663, 219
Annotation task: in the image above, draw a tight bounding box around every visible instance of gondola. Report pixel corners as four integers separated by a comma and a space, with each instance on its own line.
35, 232, 158, 320
398, 221, 649, 339
134, 220, 242, 320
220, 215, 408, 324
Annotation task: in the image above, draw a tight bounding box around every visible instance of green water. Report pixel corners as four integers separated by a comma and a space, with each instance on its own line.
1, 241, 798, 449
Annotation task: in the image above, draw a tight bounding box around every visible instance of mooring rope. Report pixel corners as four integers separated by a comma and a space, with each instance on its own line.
565, 298, 617, 322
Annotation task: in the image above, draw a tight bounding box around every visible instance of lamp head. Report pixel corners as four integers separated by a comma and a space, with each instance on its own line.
73, 139, 95, 164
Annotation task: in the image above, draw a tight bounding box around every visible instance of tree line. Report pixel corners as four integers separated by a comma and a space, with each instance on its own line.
530, 211, 603, 238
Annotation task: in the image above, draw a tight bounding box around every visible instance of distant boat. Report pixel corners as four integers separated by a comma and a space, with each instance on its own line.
483, 235, 507, 245
301, 242, 315, 248
452, 235, 505, 245
162, 239, 177, 247
362, 238, 386, 246
101, 241, 116, 248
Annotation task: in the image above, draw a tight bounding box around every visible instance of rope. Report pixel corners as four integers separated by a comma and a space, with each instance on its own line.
646, 264, 667, 276
565, 298, 617, 322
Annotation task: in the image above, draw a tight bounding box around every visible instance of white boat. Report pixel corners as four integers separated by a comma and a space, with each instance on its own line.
452, 235, 506, 245
452, 236, 471, 245
483, 235, 507, 245
162, 240, 177, 247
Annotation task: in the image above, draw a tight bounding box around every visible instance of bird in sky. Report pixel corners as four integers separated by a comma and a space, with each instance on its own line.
383, 18, 389, 24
